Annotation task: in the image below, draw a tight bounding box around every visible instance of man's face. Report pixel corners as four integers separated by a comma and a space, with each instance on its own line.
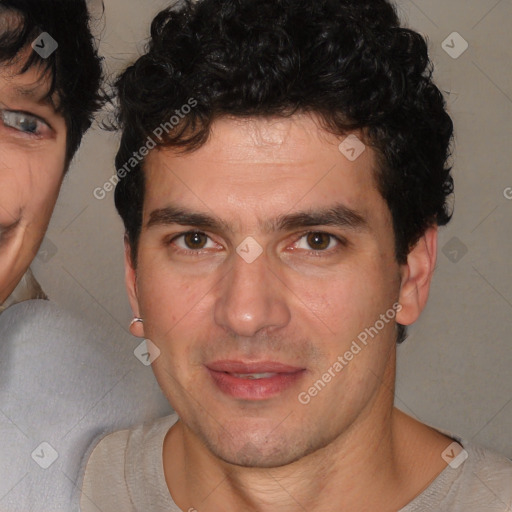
128, 115, 412, 467
0, 56, 67, 303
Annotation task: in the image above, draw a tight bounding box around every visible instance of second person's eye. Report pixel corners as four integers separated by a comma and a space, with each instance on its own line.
0, 110, 51, 136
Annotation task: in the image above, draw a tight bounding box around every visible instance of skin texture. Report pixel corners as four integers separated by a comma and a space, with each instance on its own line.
0, 57, 67, 303
126, 114, 453, 512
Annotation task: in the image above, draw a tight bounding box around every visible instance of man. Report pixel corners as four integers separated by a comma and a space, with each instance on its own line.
81, 0, 512, 510
0, 2, 170, 510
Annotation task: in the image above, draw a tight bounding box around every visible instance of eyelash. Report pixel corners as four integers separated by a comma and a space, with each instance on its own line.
0, 109, 52, 137
168, 230, 346, 257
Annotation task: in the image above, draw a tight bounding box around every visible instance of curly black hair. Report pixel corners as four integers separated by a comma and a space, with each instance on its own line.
0, 0, 104, 162
114, 0, 454, 343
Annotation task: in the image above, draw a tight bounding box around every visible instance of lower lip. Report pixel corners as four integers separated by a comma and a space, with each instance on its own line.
207, 368, 306, 400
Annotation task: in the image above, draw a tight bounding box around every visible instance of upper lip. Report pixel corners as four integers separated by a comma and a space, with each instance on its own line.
206, 360, 304, 373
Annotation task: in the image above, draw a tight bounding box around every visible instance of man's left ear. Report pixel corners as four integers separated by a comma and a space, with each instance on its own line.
396, 225, 438, 326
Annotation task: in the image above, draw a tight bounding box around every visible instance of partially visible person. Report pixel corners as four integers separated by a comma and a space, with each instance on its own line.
0, 0, 99, 303
0, 2, 171, 510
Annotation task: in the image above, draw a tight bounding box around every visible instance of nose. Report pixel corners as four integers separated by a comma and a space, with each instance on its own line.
213, 246, 291, 338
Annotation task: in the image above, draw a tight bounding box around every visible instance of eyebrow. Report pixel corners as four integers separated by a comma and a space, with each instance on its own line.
146, 203, 369, 234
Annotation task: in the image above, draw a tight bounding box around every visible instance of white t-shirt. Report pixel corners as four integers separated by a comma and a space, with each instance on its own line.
0, 299, 172, 511
80, 413, 512, 512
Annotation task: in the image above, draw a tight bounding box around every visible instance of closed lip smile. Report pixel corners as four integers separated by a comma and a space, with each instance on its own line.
205, 360, 307, 400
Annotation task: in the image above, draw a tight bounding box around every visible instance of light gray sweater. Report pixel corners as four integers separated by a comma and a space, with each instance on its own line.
0, 299, 172, 511
81, 413, 512, 511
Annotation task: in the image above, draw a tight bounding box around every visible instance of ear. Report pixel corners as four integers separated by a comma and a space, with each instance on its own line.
124, 235, 145, 338
395, 225, 438, 326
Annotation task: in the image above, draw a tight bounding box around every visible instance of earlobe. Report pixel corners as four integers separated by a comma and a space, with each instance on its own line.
396, 225, 438, 326
129, 317, 145, 338
124, 236, 145, 338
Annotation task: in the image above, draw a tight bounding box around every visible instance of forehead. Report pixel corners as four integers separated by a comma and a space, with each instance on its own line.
143, 115, 383, 220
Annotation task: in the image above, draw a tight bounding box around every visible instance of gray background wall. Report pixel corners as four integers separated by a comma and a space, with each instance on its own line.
31, 0, 512, 457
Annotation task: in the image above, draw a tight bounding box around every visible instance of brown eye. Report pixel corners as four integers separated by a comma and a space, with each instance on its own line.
183, 232, 208, 249
306, 232, 331, 250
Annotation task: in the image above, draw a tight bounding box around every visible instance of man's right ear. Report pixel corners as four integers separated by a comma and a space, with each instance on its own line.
124, 235, 145, 338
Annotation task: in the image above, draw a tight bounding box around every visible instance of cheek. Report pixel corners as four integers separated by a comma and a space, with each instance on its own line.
0, 173, 26, 223
136, 259, 211, 341
300, 266, 398, 398
0, 152, 63, 224
290, 255, 396, 339
137, 265, 204, 389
